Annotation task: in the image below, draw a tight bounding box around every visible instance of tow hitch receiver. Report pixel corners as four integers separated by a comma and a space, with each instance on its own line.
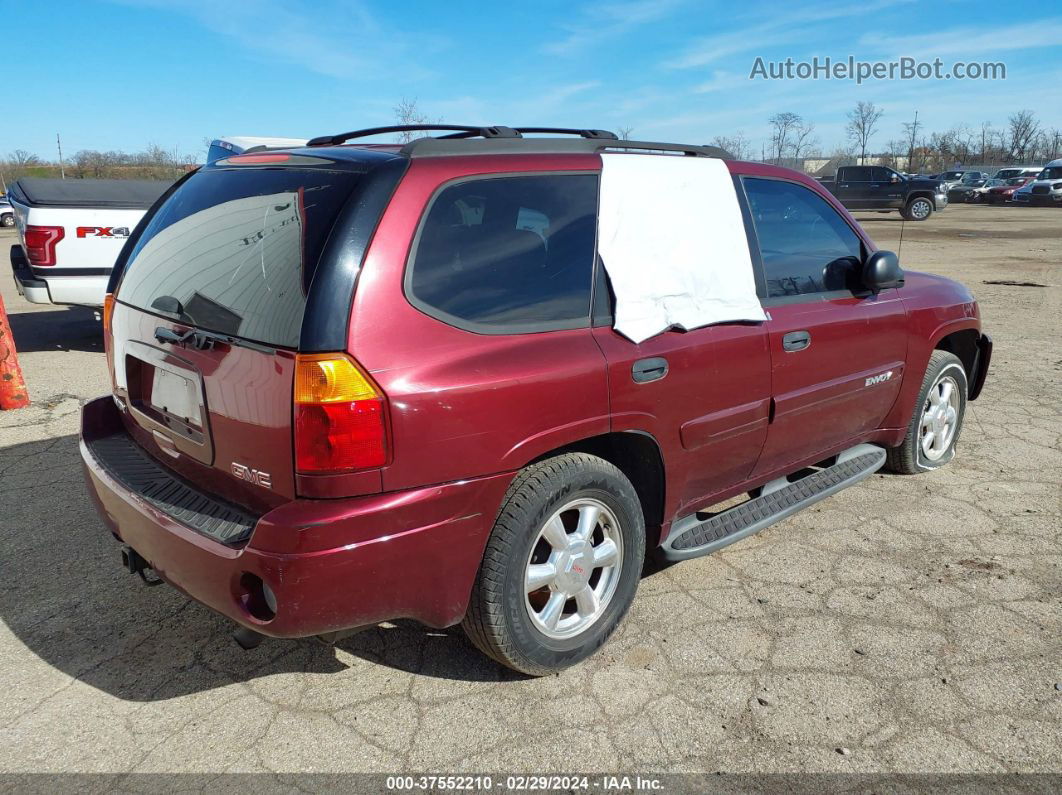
120, 545, 164, 586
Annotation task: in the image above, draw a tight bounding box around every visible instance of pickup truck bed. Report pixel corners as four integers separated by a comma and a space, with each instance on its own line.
8, 177, 173, 307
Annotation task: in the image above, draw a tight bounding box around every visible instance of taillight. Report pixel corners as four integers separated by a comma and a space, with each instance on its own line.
102, 293, 115, 335
294, 353, 388, 473
24, 225, 65, 266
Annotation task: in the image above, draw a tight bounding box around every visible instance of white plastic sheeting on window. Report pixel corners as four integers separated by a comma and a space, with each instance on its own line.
596, 153, 767, 343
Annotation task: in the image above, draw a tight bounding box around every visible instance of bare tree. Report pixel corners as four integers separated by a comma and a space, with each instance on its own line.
902, 111, 922, 172
616, 125, 634, 141
977, 121, 995, 163
845, 102, 884, 165
8, 150, 41, 168
880, 139, 905, 170
709, 132, 751, 160
768, 112, 802, 162
791, 121, 819, 164
1044, 128, 1062, 161
1008, 110, 1040, 163
393, 97, 438, 142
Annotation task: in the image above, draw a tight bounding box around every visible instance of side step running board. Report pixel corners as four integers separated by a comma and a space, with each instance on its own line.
660, 444, 886, 562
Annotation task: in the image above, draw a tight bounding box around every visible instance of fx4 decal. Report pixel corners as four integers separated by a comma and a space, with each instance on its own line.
76, 226, 131, 239
865, 371, 894, 387
231, 462, 272, 489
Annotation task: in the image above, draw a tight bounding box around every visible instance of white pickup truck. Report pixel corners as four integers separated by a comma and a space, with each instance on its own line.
8, 177, 173, 307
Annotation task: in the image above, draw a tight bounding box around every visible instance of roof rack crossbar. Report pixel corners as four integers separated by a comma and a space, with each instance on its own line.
307, 124, 520, 147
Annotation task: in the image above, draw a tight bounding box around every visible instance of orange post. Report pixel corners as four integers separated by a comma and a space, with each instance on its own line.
0, 293, 30, 409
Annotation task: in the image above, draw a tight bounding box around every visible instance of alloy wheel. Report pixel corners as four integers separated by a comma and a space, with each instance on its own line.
523, 498, 623, 640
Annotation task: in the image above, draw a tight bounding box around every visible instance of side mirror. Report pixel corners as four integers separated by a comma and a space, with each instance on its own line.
890, 173, 900, 183
863, 250, 904, 292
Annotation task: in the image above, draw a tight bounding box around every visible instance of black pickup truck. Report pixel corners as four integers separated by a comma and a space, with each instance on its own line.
819, 165, 948, 221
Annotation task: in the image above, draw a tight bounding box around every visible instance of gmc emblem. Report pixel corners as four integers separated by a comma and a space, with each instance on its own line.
76, 226, 131, 239
231, 463, 272, 489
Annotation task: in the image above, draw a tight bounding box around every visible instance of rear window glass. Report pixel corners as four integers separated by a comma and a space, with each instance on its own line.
407, 174, 598, 332
117, 167, 362, 348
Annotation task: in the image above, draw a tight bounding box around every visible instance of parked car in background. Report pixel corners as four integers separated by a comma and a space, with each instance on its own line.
0, 197, 13, 227
1011, 159, 1062, 206
991, 166, 1041, 181
935, 170, 968, 190
80, 125, 991, 674
820, 165, 947, 220
985, 176, 1037, 204
207, 136, 308, 163
8, 177, 173, 307
947, 172, 991, 203
964, 178, 1004, 203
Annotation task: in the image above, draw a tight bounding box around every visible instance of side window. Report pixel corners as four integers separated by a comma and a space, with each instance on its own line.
743, 177, 865, 298
870, 167, 891, 181
407, 174, 598, 332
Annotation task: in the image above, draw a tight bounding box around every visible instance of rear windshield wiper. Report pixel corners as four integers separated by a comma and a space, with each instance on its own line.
154, 326, 276, 355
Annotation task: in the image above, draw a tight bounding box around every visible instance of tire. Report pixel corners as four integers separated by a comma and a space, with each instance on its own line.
902, 197, 934, 221
0, 214, 13, 227
886, 350, 968, 474
462, 453, 645, 675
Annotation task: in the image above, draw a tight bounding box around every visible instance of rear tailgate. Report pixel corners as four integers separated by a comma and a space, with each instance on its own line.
109, 161, 366, 514
9, 178, 172, 305
14, 204, 149, 269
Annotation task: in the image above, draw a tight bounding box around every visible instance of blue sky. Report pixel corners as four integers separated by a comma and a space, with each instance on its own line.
8, 0, 1062, 160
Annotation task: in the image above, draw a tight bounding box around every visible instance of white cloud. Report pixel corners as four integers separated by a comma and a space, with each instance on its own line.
665, 0, 913, 69
112, 0, 443, 82
692, 70, 742, 93
544, 0, 684, 56
861, 18, 1062, 58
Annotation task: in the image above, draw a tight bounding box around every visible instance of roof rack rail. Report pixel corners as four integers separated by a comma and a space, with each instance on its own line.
400, 137, 731, 160
307, 124, 520, 147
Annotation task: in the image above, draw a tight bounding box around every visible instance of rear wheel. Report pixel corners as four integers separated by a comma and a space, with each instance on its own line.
462, 453, 645, 675
0, 214, 13, 227
902, 196, 934, 221
886, 350, 968, 474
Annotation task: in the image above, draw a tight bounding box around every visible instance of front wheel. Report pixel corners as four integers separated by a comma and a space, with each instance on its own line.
462, 453, 645, 675
886, 350, 968, 474
902, 197, 934, 221
0, 214, 14, 227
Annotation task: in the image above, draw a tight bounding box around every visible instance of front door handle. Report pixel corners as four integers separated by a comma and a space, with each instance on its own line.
632, 357, 668, 383
782, 331, 811, 352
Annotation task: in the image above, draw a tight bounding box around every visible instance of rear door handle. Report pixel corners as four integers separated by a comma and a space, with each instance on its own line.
782, 331, 811, 352
632, 357, 668, 383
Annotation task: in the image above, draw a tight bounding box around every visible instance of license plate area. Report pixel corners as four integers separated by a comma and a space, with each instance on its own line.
124, 341, 213, 463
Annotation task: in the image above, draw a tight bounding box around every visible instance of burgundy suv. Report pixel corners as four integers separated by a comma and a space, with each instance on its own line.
81, 126, 991, 674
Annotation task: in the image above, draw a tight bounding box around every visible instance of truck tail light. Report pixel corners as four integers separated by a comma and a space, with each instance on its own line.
24, 225, 65, 266
294, 353, 388, 473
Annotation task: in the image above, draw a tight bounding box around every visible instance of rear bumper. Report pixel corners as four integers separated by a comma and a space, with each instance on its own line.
9, 246, 108, 306
80, 396, 513, 637
11, 262, 51, 304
